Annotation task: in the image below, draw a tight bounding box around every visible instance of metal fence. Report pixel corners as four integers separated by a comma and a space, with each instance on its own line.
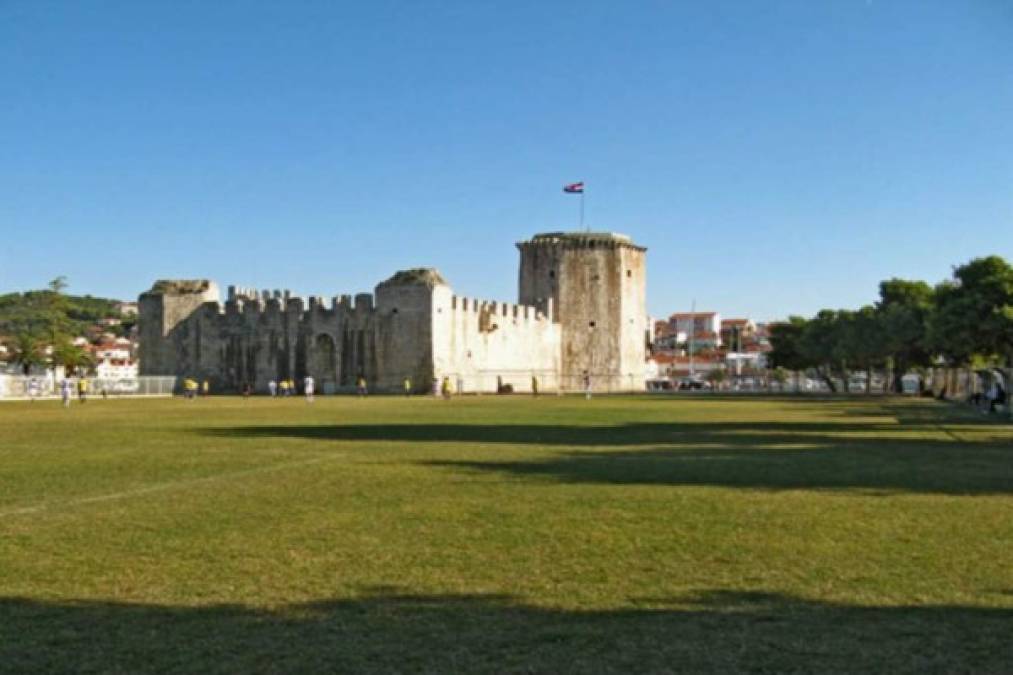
0, 375, 177, 399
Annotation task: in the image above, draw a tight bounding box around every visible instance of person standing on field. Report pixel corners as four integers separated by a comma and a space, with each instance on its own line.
583, 371, 592, 400
268, 380, 277, 397
60, 378, 72, 407
202, 379, 210, 397
403, 377, 412, 396
304, 375, 315, 402
78, 377, 89, 403
356, 376, 367, 397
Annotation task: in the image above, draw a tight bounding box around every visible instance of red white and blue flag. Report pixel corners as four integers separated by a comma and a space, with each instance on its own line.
563, 181, 584, 194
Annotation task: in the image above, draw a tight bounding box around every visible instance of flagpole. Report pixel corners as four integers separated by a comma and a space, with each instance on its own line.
580, 190, 585, 231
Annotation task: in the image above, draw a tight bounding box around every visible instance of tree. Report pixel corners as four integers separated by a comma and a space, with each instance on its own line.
877, 279, 934, 392
798, 310, 851, 393
11, 333, 44, 375
42, 276, 73, 343
930, 256, 1013, 366
51, 339, 93, 376
705, 368, 726, 389
845, 306, 887, 394
768, 317, 811, 391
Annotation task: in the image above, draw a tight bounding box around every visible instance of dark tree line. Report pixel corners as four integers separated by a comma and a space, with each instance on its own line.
768, 256, 1012, 393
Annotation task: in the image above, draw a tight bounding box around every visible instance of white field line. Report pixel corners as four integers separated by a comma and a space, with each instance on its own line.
0, 454, 344, 519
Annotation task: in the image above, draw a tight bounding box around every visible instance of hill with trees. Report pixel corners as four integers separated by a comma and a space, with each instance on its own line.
0, 278, 131, 375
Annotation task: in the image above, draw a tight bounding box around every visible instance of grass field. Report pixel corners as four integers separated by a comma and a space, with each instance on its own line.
1, 394, 1011, 673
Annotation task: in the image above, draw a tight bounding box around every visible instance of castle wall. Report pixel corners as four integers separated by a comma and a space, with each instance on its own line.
139, 231, 648, 395
517, 233, 647, 391
140, 277, 440, 393
432, 286, 560, 393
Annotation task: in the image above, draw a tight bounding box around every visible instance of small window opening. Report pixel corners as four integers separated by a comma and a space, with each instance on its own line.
626, 270, 632, 278
589, 321, 596, 328
391, 308, 399, 314
549, 270, 555, 278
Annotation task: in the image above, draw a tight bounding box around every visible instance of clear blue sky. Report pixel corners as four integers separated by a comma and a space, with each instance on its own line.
1, 0, 1011, 321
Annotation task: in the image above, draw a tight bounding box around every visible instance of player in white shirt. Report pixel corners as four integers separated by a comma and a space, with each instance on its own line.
303, 376, 315, 402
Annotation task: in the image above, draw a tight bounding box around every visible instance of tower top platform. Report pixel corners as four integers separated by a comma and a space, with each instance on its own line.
517, 231, 646, 251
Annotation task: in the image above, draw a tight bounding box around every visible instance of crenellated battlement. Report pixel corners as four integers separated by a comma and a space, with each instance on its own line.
218, 284, 379, 324
450, 295, 551, 324
516, 231, 646, 252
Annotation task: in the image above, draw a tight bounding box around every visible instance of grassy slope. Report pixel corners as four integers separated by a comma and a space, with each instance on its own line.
0, 395, 1010, 673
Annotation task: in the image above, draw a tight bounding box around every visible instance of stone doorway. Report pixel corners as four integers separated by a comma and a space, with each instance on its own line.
309, 333, 340, 394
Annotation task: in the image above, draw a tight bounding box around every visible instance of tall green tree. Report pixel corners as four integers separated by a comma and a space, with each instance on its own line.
876, 278, 934, 392
799, 310, 851, 393
768, 316, 810, 392
844, 306, 887, 394
930, 256, 1013, 366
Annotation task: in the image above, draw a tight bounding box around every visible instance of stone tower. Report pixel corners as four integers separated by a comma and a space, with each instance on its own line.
517, 232, 647, 391
138, 280, 220, 378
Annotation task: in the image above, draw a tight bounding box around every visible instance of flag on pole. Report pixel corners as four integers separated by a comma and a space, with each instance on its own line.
563, 181, 584, 194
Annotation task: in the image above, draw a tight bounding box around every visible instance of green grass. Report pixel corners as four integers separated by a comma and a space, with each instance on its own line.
1, 394, 1010, 673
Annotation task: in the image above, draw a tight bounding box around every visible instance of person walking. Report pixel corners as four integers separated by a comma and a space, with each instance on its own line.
403, 377, 412, 397
986, 379, 1003, 414
304, 375, 315, 403
268, 380, 278, 397
441, 376, 452, 400
60, 378, 72, 407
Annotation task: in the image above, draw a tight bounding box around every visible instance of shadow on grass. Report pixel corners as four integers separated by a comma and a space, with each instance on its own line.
1, 589, 1010, 673
201, 421, 1013, 495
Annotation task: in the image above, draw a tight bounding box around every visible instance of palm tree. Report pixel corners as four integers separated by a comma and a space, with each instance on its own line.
12, 333, 44, 375
51, 339, 93, 376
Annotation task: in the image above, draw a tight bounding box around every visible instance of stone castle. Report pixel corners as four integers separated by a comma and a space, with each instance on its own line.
139, 231, 648, 393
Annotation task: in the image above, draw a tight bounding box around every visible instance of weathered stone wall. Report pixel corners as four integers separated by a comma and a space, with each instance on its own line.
617, 244, 649, 390
139, 273, 441, 393
517, 232, 647, 391
433, 286, 560, 393
138, 280, 220, 380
